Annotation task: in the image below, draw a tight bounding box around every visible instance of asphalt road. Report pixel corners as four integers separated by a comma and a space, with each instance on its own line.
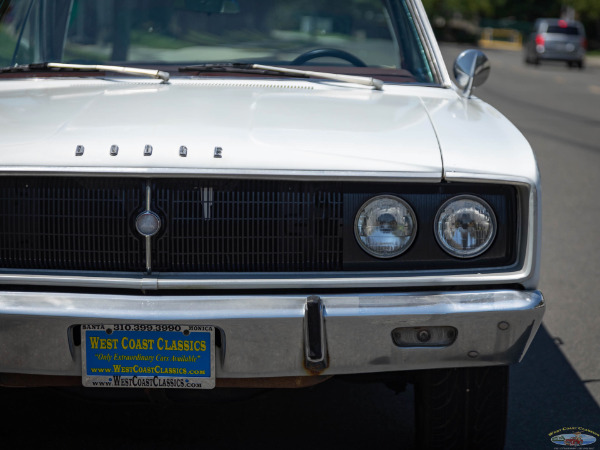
3, 46, 600, 449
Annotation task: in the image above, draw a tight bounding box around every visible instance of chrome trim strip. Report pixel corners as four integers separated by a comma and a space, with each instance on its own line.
0, 269, 533, 290
0, 167, 442, 182
405, 0, 441, 84
407, 0, 452, 87
144, 181, 152, 273
0, 274, 158, 289
156, 271, 533, 289
145, 238, 151, 272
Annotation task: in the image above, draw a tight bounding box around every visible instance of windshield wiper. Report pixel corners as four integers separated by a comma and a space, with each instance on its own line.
0, 62, 170, 82
180, 63, 383, 90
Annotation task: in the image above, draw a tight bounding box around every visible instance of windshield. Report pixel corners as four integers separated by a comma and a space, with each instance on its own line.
0, 0, 435, 84
546, 25, 581, 36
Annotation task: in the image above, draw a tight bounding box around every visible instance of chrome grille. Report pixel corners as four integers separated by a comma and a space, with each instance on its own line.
0, 177, 344, 273
0, 177, 145, 271
154, 179, 344, 272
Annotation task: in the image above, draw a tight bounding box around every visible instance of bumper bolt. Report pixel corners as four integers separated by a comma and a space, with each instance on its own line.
498, 321, 510, 331
417, 329, 431, 343
468, 351, 479, 359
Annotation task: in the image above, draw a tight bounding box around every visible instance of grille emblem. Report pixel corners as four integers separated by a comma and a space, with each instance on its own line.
135, 211, 161, 237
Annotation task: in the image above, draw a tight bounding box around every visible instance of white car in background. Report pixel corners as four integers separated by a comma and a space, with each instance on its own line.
0, 1, 543, 448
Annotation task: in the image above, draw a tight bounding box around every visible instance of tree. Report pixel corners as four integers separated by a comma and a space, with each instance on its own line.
422, 0, 507, 20
565, 0, 600, 48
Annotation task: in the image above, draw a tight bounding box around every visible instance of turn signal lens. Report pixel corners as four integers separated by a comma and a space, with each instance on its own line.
354, 195, 417, 258
435, 195, 496, 258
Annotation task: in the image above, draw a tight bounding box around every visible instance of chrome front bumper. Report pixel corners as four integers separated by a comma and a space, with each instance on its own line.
0, 289, 544, 379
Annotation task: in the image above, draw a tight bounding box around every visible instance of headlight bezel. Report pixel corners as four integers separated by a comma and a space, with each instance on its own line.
434, 194, 498, 259
354, 194, 418, 259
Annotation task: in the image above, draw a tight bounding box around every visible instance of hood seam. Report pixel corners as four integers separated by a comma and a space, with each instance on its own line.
418, 95, 445, 181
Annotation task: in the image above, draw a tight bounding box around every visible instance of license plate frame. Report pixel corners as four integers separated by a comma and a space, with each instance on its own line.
82, 324, 215, 389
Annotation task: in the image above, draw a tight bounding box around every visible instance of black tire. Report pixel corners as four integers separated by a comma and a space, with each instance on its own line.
413, 366, 509, 450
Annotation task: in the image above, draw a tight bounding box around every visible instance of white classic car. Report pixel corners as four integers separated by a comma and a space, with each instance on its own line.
0, 1, 543, 448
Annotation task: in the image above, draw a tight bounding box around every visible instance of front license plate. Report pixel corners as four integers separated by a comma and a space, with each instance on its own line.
82, 324, 215, 389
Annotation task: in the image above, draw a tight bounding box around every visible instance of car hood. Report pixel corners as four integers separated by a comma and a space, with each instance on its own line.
420, 89, 539, 186
0, 78, 443, 180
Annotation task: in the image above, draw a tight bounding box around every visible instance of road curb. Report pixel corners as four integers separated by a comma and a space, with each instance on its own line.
586, 55, 600, 67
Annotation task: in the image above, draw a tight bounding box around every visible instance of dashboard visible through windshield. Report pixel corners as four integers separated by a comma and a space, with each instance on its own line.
0, 0, 435, 83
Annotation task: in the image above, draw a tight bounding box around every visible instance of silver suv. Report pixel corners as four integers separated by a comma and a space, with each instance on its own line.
525, 18, 587, 68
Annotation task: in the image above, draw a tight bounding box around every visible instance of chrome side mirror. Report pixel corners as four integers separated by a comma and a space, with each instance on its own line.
453, 49, 490, 98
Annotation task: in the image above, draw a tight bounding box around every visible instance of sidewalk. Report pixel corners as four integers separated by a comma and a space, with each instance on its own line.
587, 54, 600, 67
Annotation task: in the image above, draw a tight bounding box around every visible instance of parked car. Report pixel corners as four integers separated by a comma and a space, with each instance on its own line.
0, 1, 543, 448
525, 18, 587, 68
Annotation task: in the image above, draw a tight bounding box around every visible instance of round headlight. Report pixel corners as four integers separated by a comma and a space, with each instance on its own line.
355, 195, 417, 258
435, 195, 496, 258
